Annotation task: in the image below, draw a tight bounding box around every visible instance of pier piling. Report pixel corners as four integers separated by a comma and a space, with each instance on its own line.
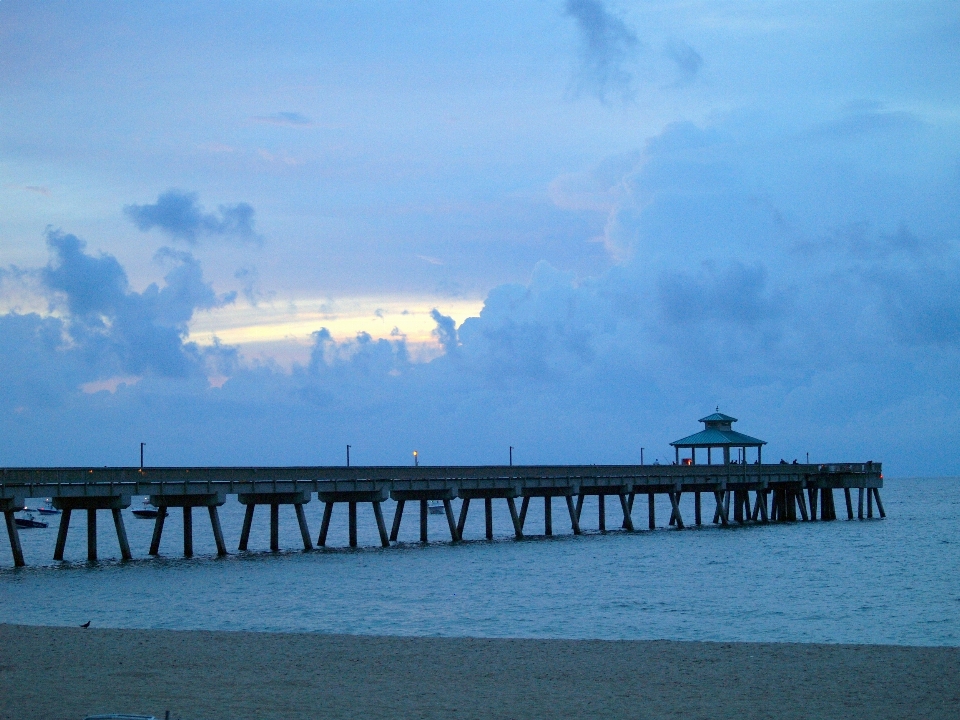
2, 501, 24, 567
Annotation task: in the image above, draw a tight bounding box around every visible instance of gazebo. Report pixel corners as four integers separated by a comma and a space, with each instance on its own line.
670, 411, 766, 465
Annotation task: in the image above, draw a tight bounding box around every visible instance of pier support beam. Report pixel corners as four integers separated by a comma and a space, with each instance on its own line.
209, 505, 228, 555
112, 508, 132, 560
844, 488, 854, 520
51, 495, 131, 562
618, 493, 635, 532
871, 488, 886, 518
420, 500, 428, 543
456, 488, 521, 540
565, 495, 581, 535
317, 488, 389, 548
1, 498, 25, 567
668, 489, 684, 529
648, 493, 656, 529
148, 493, 227, 557
389, 489, 458, 544
236, 492, 312, 552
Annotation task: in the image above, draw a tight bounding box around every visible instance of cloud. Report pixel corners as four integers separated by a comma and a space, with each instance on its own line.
41, 229, 234, 378
123, 190, 261, 245
2, 105, 960, 473
664, 40, 703, 84
252, 111, 313, 127
564, 0, 640, 103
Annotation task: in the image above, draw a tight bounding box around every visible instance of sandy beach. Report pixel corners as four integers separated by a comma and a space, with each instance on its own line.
0, 624, 957, 719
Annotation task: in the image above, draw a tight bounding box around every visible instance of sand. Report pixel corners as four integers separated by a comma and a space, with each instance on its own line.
1, 624, 958, 720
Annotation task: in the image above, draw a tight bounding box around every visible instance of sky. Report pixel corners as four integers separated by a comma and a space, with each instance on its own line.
1, 1, 959, 473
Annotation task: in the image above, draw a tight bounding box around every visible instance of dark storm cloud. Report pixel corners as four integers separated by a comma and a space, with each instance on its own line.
564, 0, 640, 103
123, 190, 261, 245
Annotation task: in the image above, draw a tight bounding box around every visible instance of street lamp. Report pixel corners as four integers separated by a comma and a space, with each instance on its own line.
413, 450, 419, 467
140, 442, 145, 470
346, 445, 351, 467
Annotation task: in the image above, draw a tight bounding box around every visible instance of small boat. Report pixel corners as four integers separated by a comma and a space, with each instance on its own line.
427, 501, 445, 515
14, 511, 48, 529
131, 498, 166, 519
36, 498, 60, 515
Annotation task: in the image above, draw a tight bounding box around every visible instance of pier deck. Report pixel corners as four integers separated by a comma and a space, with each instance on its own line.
0, 462, 883, 565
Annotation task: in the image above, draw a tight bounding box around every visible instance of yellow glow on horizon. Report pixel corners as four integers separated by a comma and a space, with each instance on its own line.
188, 295, 484, 361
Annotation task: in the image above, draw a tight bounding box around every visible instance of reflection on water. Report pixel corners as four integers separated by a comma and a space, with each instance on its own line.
1, 478, 958, 646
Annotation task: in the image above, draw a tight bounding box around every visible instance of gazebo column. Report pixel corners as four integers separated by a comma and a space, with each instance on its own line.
691, 448, 696, 465
723, 447, 730, 464
707, 447, 712, 464
758, 446, 762, 464
675, 447, 679, 464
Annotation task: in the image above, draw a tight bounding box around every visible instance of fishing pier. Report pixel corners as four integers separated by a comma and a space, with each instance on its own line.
0, 414, 885, 567
0, 461, 884, 567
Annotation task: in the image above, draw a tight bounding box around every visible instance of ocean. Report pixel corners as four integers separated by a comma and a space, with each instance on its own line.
1, 477, 957, 646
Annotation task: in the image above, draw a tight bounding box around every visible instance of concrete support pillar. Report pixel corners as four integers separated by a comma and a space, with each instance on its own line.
484, 498, 493, 539
507, 497, 523, 539
442, 499, 459, 542
695, 492, 702, 525
544, 496, 552, 536
598, 494, 606, 532
390, 500, 405, 542
87, 509, 97, 562
55, 508, 72, 561
270, 503, 279, 552
456, 499, 470, 539
183, 506, 193, 558
419, 500, 428, 543
373, 501, 390, 547
648, 493, 655, 529
318, 502, 333, 546
112, 508, 132, 560
209, 506, 228, 555
618, 494, 635, 532
565, 495, 581, 535
348, 501, 358, 547
518, 497, 530, 530
294, 504, 313, 551
239, 504, 255, 551
4, 511, 24, 567
149, 508, 166, 555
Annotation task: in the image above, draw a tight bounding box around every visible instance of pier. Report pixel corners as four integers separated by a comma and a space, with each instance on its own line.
0, 461, 883, 566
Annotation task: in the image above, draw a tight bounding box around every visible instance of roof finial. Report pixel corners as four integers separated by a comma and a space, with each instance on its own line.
716, 405, 719, 412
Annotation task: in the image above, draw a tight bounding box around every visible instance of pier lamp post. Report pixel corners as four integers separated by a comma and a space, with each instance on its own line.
346, 445, 351, 467
509, 446, 513, 466
413, 450, 419, 467
140, 442, 145, 470
641, 448, 644, 465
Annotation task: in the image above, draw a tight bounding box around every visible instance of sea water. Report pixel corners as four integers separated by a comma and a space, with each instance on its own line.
1, 477, 958, 646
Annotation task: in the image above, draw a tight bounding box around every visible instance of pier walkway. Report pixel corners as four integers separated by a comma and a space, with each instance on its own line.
0, 462, 883, 566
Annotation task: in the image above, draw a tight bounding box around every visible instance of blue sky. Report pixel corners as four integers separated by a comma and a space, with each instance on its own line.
1, 1, 958, 472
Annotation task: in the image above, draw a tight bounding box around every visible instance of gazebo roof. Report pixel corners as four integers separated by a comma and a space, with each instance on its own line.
699, 411, 737, 423
671, 428, 766, 448
671, 410, 766, 448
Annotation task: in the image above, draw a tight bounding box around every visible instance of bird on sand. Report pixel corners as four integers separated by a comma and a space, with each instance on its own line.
80, 621, 90, 628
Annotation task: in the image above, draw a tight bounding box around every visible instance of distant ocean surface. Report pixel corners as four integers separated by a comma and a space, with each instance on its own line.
1, 477, 957, 646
